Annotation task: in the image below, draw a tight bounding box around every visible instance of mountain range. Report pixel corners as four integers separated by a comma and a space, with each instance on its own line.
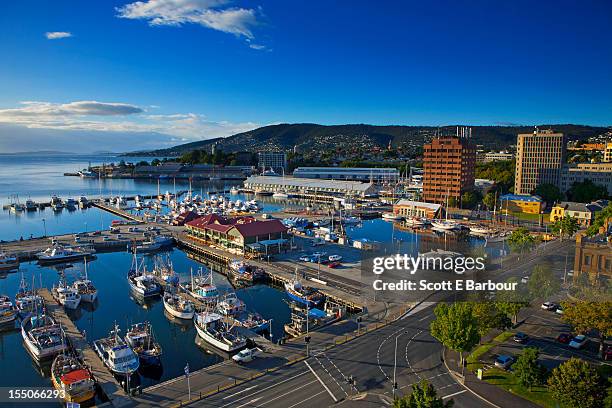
127, 123, 609, 156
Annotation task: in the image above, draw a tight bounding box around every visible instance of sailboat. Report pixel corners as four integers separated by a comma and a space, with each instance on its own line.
431, 190, 459, 231
72, 258, 98, 303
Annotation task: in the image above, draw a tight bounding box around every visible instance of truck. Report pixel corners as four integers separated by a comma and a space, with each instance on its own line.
231, 347, 262, 364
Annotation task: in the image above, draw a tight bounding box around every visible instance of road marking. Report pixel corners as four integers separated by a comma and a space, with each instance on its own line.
222, 385, 258, 399
305, 360, 339, 403
219, 370, 309, 408
257, 380, 318, 406
418, 314, 432, 322
442, 389, 467, 399
235, 397, 262, 408
285, 390, 327, 408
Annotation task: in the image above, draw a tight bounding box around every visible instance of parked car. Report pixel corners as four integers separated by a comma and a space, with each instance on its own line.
312, 251, 327, 258
555, 305, 564, 315
541, 301, 557, 311
514, 332, 529, 343
299, 255, 312, 262
328, 261, 341, 268
328, 254, 342, 262
557, 333, 572, 344
102, 236, 111, 242
521, 276, 529, 284
569, 335, 588, 349
232, 347, 262, 364
494, 355, 514, 369
604, 345, 612, 361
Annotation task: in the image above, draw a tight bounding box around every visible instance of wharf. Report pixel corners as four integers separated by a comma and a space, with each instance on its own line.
90, 202, 145, 222
39, 289, 133, 407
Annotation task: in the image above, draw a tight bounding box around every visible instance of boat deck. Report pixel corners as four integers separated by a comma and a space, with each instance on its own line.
39, 289, 134, 407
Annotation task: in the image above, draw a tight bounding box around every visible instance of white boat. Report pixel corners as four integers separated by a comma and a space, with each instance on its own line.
272, 191, 289, 199
341, 216, 361, 225
163, 293, 195, 320
403, 217, 426, 227
77, 196, 89, 208
485, 231, 510, 243
0, 295, 18, 324
431, 220, 459, 230
0, 252, 19, 271
180, 268, 218, 304
133, 235, 173, 252
127, 254, 161, 298
15, 274, 43, 317
21, 314, 66, 360
216, 293, 246, 316
73, 258, 97, 302
93, 324, 139, 376
194, 311, 246, 352
229, 186, 240, 195
52, 280, 81, 310
469, 225, 494, 235
37, 245, 95, 263
124, 322, 162, 366
382, 212, 403, 221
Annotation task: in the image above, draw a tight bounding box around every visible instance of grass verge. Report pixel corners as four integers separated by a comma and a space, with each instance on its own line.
483, 367, 554, 408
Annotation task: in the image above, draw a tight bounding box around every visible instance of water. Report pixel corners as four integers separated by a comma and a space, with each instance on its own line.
0, 154, 292, 395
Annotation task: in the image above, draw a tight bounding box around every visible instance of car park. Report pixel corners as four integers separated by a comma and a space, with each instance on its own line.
569, 335, 588, 349
494, 355, 514, 369
557, 333, 572, 344
541, 301, 557, 311
514, 332, 529, 343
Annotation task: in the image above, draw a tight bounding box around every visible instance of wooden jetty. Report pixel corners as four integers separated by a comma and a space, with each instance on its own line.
39, 289, 133, 407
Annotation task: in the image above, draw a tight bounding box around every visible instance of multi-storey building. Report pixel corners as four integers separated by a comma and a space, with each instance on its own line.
574, 233, 612, 285
514, 129, 566, 195
422, 130, 476, 205
560, 162, 612, 195
257, 152, 287, 174
292, 167, 399, 183
604, 142, 612, 163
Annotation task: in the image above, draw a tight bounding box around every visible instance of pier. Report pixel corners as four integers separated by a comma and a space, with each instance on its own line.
39, 289, 132, 407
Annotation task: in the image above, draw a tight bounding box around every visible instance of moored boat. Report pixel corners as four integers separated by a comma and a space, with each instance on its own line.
51, 353, 96, 403
194, 311, 246, 353
52, 279, 81, 310
127, 254, 161, 298
382, 212, 403, 221
0, 295, 18, 324
124, 322, 162, 366
216, 292, 246, 316
93, 324, 139, 376
37, 245, 95, 263
431, 219, 460, 230
284, 278, 324, 308
163, 293, 195, 320
0, 252, 19, 271
21, 314, 66, 360
180, 268, 218, 304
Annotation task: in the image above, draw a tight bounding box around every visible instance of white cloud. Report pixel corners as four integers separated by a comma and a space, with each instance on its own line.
45, 31, 72, 40
117, 0, 258, 39
248, 43, 267, 50
0, 100, 258, 142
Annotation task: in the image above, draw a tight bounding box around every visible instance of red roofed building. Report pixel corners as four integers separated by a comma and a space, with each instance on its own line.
186, 214, 289, 255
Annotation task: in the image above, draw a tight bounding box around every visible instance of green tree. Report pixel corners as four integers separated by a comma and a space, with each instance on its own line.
548, 358, 605, 408
461, 191, 482, 210
151, 158, 161, 166
482, 192, 498, 211
533, 183, 563, 204
587, 203, 612, 236
393, 380, 454, 408
568, 180, 609, 203
507, 227, 537, 253
497, 278, 530, 324
512, 347, 545, 390
447, 196, 458, 208
562, 301, 612, 357
527, 264, 560, 300
551, 215, 580, 241
136, 160, 149, 166
430, 303, 480, 374
475, 160, 514, 192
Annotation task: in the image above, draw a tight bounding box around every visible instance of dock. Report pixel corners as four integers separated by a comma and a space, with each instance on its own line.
39, 289, 133, 407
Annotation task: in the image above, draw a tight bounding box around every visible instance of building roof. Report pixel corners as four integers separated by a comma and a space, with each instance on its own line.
186, 214, 287, 238
293, 167, 399, 174
500, 194, 542, 202
394, 199, 442, 211
244, 175, 374, 192
233, 219, 287, 237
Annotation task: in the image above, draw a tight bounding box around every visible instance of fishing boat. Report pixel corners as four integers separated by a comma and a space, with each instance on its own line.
52, 279, 82, 310
0, 295, 18, 324
15, 274, 43, 317
124, 322, 162, 366
93, 324, 140, 376
25, 199, 38, 211
0, 252, 19, 271
65, 198, 77, 210
162, 293, 195, 320
382, 212, 403, 221
50, 195, 64, 211
284, 273, 325, 308
36, 245, 95, 263
153, 256, 179, 286
127, 255, 161, 298
180, 268, 218, 304
227, 260, 264, 285
235, 313, 269, 333
216, 293, 246, 316
72, 259, 97, 303
194, 311, 246, 352
51, 353, 96, 403
21, 314, 66, 360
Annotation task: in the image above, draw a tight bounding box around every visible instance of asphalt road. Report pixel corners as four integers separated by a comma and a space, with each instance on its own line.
199, 303, 492, 407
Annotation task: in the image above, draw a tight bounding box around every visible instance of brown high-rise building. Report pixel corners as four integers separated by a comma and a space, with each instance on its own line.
514, 129, 566, 195
422, 128, 476, 205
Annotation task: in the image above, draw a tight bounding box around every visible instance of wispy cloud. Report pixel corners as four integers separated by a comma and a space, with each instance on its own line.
45, 31, 72, 40
248, 43, 267, 51
116, 0, 259, 40
0, 100, 258, 141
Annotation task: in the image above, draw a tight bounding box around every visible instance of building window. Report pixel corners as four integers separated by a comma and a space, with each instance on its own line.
584, 255, 591, 266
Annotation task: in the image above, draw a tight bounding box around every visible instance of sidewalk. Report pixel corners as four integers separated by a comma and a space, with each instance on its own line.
444, 349, 541, 408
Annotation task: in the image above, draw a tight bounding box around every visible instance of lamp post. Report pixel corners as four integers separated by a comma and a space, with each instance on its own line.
42, 218, 47, 237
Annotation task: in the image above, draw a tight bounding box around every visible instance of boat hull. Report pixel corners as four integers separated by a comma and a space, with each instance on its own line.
194, 323, 245, 353
163, 299, 194, 320
285, 290, 321, 309
21, 327, 66, 360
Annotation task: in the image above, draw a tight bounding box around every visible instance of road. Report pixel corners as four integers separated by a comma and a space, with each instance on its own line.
199, 303, 491, 407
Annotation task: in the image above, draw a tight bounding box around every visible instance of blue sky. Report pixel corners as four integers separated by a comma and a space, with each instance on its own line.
0, 0, 611, 152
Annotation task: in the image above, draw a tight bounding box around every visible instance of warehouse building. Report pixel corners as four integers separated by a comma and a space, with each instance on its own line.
244, 175, 377, 197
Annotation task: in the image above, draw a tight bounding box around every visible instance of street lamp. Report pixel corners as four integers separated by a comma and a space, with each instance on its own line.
42, 218, 47, 237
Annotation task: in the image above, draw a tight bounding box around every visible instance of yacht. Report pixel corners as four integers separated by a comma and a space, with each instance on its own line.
0, 295, 18, 324
52, 279, 82, 310
403, 217, 427, 227
163, 293, 195, 320
272, 191, 289, 199
430, 219, 459, 231
0, 252, 19, 271
469, 225, 494, 235
127, 255, 161, 298
21, 314, 66, 360
37, 245, 95, 263
382, 212, 403, 221
124, 322, 162, 366
194, 311, 246, 352
51, 353, 96, 403
180, 268, 218, 304
93, 324, 139, 376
